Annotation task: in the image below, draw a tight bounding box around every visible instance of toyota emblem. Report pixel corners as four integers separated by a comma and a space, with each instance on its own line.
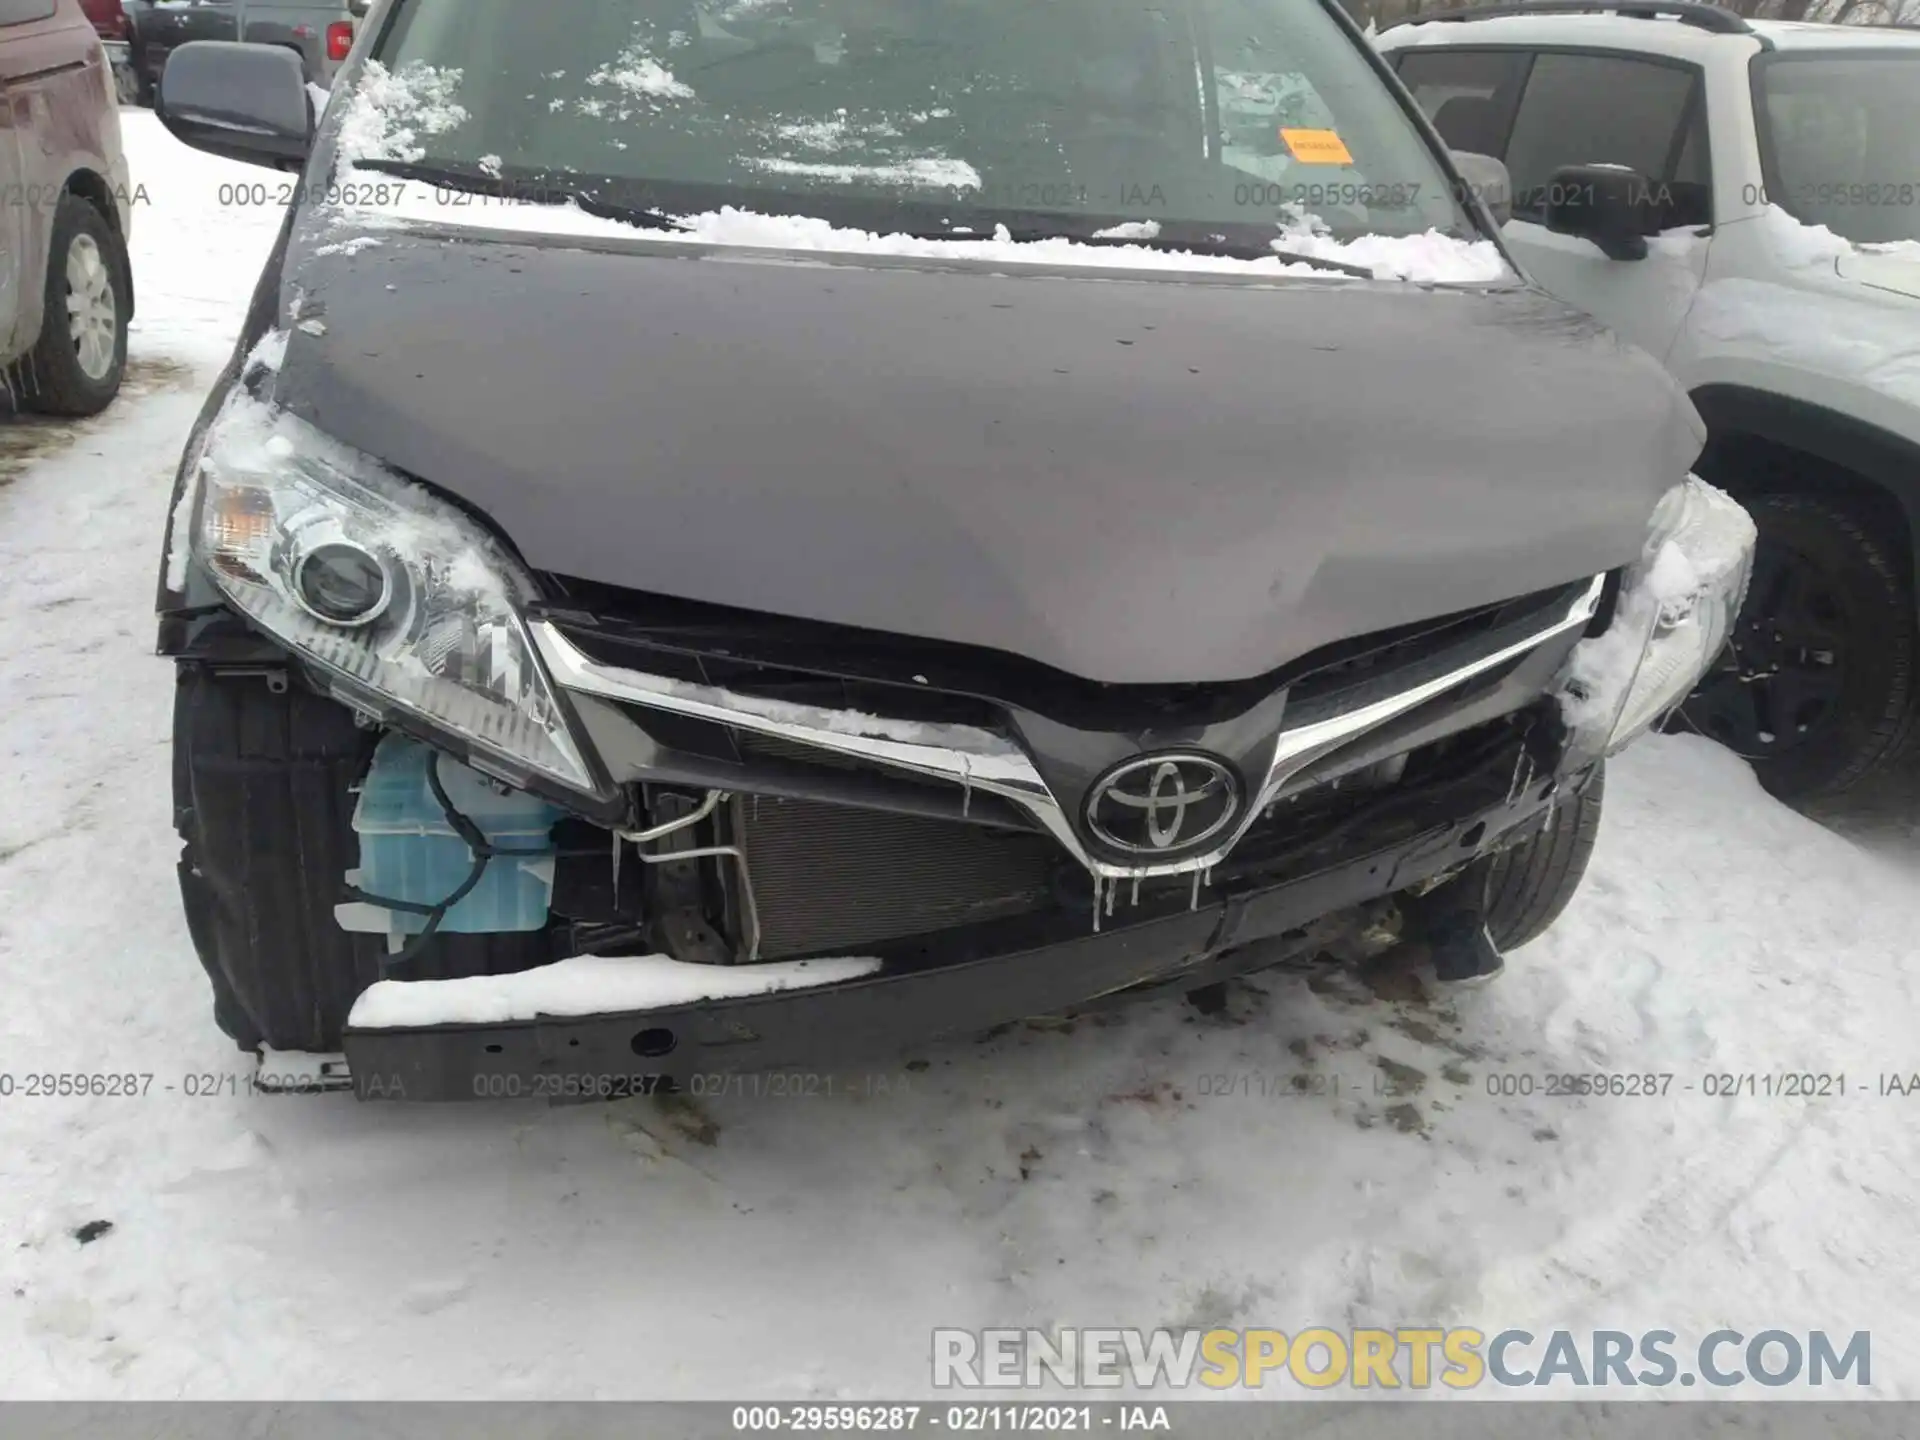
1085, 754, 1241, 858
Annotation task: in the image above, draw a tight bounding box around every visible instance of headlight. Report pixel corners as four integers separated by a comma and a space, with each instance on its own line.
189, 389, 600, 796
1559, 476, 1757, 756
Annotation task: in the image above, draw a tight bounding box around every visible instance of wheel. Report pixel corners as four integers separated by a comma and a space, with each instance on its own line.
174, 666, 552, 1052
17, 195, 130, 417
1676, 494, 1916, 801
1483, 765, 1605, 952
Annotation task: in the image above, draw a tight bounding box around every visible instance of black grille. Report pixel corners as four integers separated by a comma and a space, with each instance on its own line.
540, 573, 1586, 734
731, 794, 1059, 959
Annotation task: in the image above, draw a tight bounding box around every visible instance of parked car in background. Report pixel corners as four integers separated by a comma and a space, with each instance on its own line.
243, 0, 367, 88
125, 0, 364, 104
0, 0, 133, 414
78, 0, 138, 102
124, 1, 230, 106
151, 0, 1752, 1099
1378, 2, 1920, 801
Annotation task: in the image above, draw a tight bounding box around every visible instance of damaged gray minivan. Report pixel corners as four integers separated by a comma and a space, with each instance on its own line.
154, 0, 1754, 1100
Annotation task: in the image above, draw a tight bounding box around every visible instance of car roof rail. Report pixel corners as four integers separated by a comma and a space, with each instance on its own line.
1382, 1, 1755, 35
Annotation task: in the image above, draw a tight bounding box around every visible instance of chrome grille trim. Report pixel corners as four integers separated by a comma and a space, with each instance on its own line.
530, 574, 1603, 881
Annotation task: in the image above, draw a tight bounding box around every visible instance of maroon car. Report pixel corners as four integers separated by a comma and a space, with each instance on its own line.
0, 0, 133, 414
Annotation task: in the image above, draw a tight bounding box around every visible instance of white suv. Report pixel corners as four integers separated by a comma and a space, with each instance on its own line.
1377, 3, 1919, 799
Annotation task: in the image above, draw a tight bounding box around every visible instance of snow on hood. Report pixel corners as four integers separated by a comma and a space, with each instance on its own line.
348, 952, 882, 1028
1687, 207, 1920, 401
1692, 273, 1920, 401
1760, 203, 1920, 271
1762, 205, 1858, 268
1840, 248, 1920, 303
243, 327, 290, 377
313, 235, 384, 259
330, 183, 1511, 284
1266, 221, 1510, 283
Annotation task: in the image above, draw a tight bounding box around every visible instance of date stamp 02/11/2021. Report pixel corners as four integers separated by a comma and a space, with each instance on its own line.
4, 1066, 1920, 1104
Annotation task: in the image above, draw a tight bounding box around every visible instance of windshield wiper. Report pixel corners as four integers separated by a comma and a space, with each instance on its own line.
351, 163, 1379, 274
1117, 234, 1374, 277
902, 223, 1372, 276
352, 159, 691, 234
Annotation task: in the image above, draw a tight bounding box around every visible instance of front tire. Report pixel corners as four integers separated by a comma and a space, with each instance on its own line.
1483, 766, 1605, 952
1677, 495, 1916, 801
17, 195, 131, 417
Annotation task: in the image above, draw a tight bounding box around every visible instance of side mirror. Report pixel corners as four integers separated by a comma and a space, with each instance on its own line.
158, 41, 311, 171
1542, 163, 1657, 262
1450, 151, 1512, 229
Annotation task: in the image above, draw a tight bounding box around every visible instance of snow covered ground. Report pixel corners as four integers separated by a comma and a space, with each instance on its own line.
1, 113, 1918, 1403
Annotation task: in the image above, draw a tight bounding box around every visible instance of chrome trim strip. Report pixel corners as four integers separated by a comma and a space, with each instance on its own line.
531, 575, 1604, 881
1253, 574, 1604, 812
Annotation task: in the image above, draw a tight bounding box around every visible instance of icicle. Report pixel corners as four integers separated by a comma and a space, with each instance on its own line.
610, 829, 622, 905
1506, 747, 1529, 804
1189, 870, 1202, 911
1091, 875, 1103, 933
960, 756, 973, 819
1130, 875, 1140, 907
1106, 879, 1116, 918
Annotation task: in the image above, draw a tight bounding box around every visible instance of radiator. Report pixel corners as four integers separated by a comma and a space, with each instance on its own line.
729, 794, 1061, 959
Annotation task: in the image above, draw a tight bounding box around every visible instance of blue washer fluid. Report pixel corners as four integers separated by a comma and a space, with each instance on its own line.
335, 734, 564, 942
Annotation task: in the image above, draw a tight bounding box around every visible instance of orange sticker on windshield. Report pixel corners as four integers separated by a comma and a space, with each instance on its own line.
1280, 128, 1354, 166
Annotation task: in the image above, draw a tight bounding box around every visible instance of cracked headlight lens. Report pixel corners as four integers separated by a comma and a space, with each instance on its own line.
1560, 476, 1758, 756
189, 389, 600, 796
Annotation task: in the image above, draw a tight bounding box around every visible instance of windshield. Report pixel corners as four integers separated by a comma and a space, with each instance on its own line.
1756, 53, 1920, 246
363, 0, 1470, 243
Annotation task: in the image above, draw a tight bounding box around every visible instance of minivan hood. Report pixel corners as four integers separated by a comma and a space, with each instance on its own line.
270, 224, 1702, 685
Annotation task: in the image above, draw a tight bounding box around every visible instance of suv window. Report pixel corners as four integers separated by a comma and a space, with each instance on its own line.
1392, 50, 1528, 158
1503, 53, 1711, 230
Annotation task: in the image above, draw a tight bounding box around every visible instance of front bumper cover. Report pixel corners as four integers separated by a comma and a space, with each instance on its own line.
341, 758, 1590, 1102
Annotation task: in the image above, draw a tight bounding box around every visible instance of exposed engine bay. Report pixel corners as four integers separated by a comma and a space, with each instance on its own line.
322, 570, 1598, 978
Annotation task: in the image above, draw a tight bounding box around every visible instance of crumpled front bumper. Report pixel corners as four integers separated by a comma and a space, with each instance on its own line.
337, 489, 1757, 1103
1556, 476, 1757, 760
340, 758, 1594, 1102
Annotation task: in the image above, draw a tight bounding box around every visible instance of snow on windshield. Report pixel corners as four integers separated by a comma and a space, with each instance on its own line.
745, 157, 983, 191
332, 0, 1480, 254
584, 42, 695, 103
315, 0, 1516, 282
334, 60, 469, 166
